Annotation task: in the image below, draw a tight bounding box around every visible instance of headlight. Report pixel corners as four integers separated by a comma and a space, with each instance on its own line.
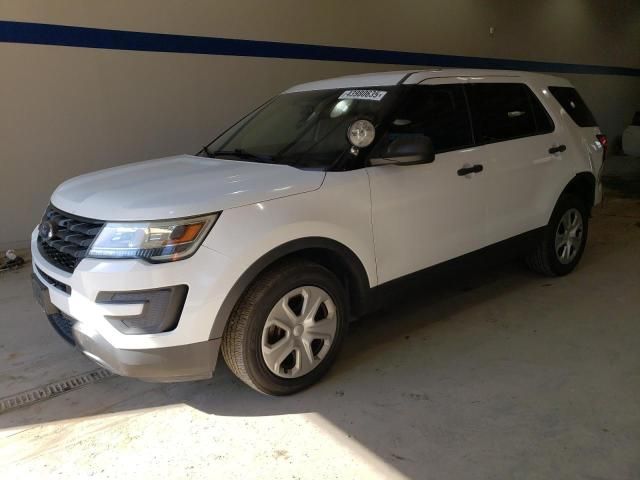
88, 213, 219, 262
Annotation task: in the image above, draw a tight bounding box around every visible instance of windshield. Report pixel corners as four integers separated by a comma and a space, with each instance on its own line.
199, 87, 398, 170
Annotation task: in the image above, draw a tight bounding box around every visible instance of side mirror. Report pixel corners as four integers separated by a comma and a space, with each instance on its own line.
370, 135, 435, 166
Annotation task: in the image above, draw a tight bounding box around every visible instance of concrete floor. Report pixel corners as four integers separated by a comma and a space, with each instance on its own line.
1, 195, 639, 479
602, 154, 640, 196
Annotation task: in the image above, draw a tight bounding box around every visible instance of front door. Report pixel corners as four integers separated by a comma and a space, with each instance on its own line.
366, 83, 488, 284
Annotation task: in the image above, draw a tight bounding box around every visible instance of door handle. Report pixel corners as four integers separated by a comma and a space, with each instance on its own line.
548, 144, 566, 154
457, 164, 484, 176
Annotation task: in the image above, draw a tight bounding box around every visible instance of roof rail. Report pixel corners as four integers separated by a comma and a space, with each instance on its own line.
398, 69, 443, 85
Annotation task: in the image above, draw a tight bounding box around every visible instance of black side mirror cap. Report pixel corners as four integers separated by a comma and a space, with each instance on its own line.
370, 135, 435, 166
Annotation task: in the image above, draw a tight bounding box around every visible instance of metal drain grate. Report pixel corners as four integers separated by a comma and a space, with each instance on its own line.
0, 368, 114, 414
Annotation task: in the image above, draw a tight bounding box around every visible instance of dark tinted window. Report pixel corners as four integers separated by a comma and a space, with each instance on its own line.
386, 84, 473, 153
530, 90, 555, 134
549, 86, 598, 127
467, 83, 554, 144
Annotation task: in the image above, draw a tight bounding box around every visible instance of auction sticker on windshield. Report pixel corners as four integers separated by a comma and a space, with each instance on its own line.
338, 90, 387, 101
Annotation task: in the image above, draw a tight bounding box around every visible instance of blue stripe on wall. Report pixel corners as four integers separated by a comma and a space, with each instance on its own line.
1, 20, 639, 77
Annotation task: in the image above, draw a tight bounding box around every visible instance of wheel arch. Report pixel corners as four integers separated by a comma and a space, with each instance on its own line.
554, 172, 596, 219
209, 237, 372, 339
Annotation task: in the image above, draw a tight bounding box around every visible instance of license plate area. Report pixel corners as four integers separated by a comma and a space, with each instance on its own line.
31, 273, 60, 316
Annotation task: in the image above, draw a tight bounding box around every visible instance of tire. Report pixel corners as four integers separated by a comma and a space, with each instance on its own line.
525, 193, 589, 277
221, 259, 348, 395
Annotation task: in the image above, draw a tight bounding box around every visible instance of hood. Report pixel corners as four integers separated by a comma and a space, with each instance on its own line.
51, 155, 325, 221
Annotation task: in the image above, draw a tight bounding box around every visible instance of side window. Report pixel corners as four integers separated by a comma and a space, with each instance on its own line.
548, 86, 598, 127
467, 83, 553, 144
387, 85, 473, 153
528, 89, 555, 134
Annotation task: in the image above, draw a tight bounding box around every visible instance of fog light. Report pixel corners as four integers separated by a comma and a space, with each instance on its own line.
96, 285, 188, 334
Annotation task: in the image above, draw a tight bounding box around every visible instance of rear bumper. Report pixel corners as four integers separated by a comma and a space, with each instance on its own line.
595, 176, 603, 205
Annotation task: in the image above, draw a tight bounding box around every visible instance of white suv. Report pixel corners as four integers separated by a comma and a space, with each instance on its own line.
32, 69, 606, 395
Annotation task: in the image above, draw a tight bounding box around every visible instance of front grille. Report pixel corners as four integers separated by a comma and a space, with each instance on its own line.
36, 266, 71, 294
37, 205, 104, 273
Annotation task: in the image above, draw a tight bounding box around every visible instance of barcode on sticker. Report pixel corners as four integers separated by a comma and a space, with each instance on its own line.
339, 90, 387, 101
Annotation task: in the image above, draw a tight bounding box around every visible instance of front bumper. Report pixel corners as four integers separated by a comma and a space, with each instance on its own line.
73, 319, 220, 382
32, 269, 221, 382
31, 227, 235, 382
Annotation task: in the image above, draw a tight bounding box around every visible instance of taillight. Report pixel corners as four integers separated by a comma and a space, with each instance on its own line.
596, 134, 608, 161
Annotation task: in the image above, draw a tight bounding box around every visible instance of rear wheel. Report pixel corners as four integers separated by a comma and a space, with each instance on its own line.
525, 193, 589, 276
221, 259, 348, 395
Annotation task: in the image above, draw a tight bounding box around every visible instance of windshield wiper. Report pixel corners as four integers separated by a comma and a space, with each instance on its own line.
210, 149, 275, 163
200, 145, 215, 157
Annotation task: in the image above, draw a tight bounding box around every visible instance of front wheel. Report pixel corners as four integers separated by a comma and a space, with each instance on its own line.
525, 193, 589, 276
221, 259, 348, 395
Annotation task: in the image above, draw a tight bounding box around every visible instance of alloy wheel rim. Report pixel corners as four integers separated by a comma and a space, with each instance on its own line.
554, 208, 584, 265
261, 286, 337, 378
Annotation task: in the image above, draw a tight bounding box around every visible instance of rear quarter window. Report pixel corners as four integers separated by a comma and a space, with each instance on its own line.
548, 86, 598, 127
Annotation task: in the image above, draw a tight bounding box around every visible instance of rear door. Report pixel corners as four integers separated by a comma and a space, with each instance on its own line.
465, 81, 559, 244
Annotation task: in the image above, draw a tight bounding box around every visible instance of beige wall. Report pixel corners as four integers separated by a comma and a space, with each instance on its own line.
1, 0, 639, 249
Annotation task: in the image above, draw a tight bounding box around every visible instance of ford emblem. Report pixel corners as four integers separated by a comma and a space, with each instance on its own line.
39, 221, 55, 240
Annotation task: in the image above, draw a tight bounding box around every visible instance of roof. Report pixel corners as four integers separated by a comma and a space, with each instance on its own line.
284, 68, 570, 93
